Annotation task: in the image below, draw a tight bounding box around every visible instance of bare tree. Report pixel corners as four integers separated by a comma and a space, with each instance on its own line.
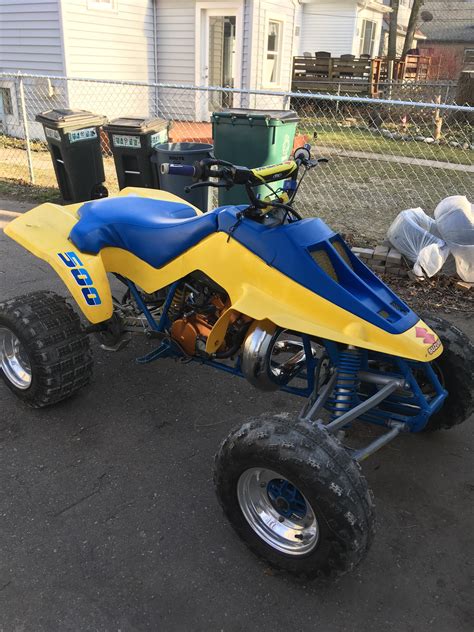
402, 0, 424, 57
387, 0, 400, 61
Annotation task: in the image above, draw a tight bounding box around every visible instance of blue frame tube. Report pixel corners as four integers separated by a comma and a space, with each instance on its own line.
125, 279, 447, 433
126, 279, 180, 333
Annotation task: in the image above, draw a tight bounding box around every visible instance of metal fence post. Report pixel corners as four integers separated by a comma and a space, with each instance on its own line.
18, 75, 35, 184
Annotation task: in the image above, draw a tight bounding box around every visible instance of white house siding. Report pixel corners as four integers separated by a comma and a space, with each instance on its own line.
300, 1, 358, 57
155, 0, 255, 121
155, 0, 196, 120
397, 1, 412, 29
355, 5, 384, 57
62, 0, 154, 121
0, 0, 64, 74
156, 0, 196, 86
251, 0, 297, 90
0, 0, 65, 137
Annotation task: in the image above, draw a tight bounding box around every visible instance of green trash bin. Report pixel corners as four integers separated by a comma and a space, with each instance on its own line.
104, 117, 169, 190
212, 109, 299, 205
36, 108, 108, 203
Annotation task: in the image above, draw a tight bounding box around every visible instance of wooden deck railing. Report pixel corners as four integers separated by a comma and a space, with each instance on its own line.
292, 54, 432, 96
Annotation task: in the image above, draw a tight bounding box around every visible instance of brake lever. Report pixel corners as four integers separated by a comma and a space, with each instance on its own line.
184, 181, 231, 193
306, 158, 329, 169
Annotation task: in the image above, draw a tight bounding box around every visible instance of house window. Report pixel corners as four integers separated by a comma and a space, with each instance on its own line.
464, 49, 474, 64
0, 88, 13, 116
265, 20, 283, 85
359, 19, 377, 57
87, 0, 116, 10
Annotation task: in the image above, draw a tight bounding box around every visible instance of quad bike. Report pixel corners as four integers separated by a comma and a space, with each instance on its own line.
1, 145, 473, 580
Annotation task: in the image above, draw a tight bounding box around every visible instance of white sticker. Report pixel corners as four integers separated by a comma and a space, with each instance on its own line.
281, 133, 291, 161
68, 127, 98, 143
112, 134, 141, 148
45, 127, 60, 141
150, 130, 168, 148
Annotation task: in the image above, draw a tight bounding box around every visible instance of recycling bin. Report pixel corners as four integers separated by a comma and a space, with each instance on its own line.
36, 108, 108, 203
152, 142, 214, 212
212, 109, 299, 205
104, 117, 169, 190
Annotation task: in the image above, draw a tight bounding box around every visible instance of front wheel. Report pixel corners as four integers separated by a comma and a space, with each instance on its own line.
422, 314, 474, 431
0, 291, 93, 408
214, 415, 375, 580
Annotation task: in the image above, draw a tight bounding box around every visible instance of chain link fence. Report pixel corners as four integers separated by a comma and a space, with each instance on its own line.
1, 72, 472, 240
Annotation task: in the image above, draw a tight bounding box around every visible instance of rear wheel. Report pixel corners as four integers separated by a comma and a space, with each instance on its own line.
0, 291, 93, 408
214, 415, 375, 580
422, 314, 474, 431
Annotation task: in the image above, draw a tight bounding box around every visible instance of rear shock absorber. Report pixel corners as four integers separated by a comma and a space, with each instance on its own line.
326, 347, 362, 421
168, 285, 185, 321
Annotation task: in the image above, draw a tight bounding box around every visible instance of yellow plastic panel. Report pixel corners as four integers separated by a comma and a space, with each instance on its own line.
4, 203, 112, 323
100, 233, 443, 362
5, 198, 443, 360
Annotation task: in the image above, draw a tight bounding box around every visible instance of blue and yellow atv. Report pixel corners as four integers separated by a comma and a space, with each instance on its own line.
1, 146, 473, 579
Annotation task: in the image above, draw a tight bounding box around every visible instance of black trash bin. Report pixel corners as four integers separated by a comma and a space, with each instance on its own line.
36, 108, 108, 203
152, 142, 214, 212
104, 117, 169, 190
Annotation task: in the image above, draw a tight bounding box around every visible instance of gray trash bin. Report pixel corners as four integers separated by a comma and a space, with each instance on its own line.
152, 142, 213, 212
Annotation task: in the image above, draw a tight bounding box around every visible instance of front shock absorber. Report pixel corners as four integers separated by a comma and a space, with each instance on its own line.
327, 347, 362, 420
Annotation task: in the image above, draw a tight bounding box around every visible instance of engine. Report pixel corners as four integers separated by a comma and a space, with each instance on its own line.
169, 272, 250, 358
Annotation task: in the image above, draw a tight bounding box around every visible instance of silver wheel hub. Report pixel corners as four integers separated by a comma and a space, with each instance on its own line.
0, 327, 32, 389
237, 467, 319, 556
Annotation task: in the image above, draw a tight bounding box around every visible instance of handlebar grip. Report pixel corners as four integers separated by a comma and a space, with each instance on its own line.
160, 163, 196, 177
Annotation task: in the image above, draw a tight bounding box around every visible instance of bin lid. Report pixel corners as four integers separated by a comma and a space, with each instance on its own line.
153, 142, 213, 155
212, 109, 299, 125
104, 117, 168, 134
35, 108, 107, 129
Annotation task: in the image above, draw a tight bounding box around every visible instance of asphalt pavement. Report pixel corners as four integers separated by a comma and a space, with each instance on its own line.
0, 201, 473, 632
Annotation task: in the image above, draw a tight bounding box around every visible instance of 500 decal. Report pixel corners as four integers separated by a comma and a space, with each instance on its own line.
57, 251, 102, 306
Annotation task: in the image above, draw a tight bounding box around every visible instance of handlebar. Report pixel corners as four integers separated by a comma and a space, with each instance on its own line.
159, 158, 299, 187
159, 145, 327, 210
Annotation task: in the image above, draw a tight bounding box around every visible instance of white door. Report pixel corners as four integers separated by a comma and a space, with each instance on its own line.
196, 4, 243, 120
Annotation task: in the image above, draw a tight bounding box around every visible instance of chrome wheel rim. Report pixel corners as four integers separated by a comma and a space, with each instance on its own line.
0, 327, 32, 389
237, 467, 319, 556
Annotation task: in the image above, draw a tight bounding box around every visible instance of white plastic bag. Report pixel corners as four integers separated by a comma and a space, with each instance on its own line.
387, 208, 449, 277
434, 196, 474, 282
